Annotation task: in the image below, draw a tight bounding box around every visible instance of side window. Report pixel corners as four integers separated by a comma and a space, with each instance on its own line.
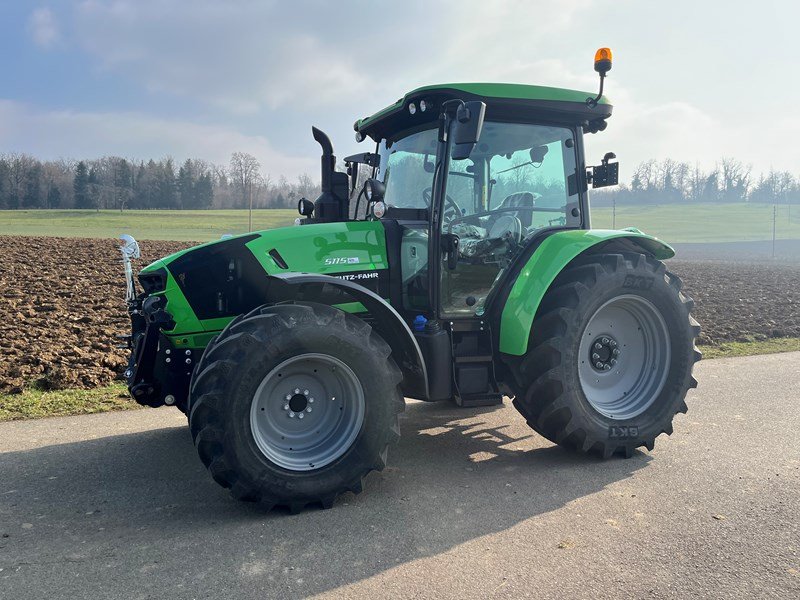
349, 163, 373, 219
377, 128, 438, 210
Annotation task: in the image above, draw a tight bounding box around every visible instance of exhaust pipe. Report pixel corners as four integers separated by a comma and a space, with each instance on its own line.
312, 126, 335, 194
309, 127, 349, 222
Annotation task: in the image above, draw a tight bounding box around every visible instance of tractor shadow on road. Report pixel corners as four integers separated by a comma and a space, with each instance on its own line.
0, 401, 651, 596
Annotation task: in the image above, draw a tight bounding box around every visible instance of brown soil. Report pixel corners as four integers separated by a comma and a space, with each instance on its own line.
669, 260, 800, 346
0, 236, 191, 393
0, 236, 797, 393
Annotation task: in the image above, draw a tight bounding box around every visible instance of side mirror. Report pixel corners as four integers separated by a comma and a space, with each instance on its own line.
450, 101, 486, 160
363, 178, 385, 203
530, 145, 549, 164
297, 197, 315, 217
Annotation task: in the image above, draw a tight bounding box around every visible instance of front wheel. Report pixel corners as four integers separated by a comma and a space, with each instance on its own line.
188, 302, 404, 511
507, 252, 701, 458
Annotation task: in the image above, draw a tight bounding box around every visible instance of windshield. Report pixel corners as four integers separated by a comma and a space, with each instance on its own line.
377, 128, 438, 209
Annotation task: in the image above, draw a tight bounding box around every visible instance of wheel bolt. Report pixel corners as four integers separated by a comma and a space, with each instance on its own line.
595, 361, 604, 369
283, 404, 289, 411
594, 342, 602, 350
610, 359, 617, 366
294, 388, 300, 394
613, 348, 620, 356
303, 389, 309, 395
592, 353, 600, 360
285, 394, 291, 401
306, 407, 312, 413
601, 337, 609, 344
309, 397, 314, 403
610, 340, 617, 347
288, 412, 295, 418
604, 364, 612, 370
298, 413, 304, 419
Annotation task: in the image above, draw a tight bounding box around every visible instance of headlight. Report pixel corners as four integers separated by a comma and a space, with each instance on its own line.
138, 268, 167, 294
364, 178, 385, 202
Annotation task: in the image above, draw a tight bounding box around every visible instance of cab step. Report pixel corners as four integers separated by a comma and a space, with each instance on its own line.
454, 393, 504, 408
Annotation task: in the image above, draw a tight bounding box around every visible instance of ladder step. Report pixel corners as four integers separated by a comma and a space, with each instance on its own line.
453, 355, 493, 364
455, 393, 504, 408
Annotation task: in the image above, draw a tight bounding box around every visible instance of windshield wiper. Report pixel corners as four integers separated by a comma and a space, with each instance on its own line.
495, 161, 533, 176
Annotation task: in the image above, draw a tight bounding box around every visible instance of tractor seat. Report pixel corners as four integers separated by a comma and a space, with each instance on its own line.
496, 191, 537, 228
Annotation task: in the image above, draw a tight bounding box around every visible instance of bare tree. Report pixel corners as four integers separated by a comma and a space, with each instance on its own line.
229, 152, 261, 210
719, 157, 751, 203
230, 152, 261, 230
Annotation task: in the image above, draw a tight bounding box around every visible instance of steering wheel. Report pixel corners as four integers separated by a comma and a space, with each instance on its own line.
422, 187, 463, 221
488, 214, 523, 244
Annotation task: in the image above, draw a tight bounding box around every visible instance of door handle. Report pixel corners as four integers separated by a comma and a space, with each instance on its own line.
441, 233, 459, 270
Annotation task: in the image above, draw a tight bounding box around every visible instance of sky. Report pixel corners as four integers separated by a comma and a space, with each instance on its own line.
0, 0, 795, 182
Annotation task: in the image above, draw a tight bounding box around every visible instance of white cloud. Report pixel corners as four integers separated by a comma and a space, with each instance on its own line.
28, 7, 60, 49
72, 0, 591, 114
0, 100, 316, 178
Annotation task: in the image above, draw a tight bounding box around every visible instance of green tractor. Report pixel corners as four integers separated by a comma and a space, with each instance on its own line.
120, 49, 700, 511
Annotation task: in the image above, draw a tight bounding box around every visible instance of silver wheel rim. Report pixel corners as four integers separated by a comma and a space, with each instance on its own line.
249, 353, 365, 471
578, 295, 671, 420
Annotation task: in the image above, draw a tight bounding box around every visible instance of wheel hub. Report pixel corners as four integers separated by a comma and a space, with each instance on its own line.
250, 354, 365, 471
578, 295, 671, 420
287, 391, 310, 414
590, 335, 620, 371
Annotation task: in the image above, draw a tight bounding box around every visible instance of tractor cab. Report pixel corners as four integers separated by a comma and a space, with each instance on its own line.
306, 83, 615, 325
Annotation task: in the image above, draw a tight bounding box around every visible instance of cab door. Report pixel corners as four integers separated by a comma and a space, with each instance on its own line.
436, 121, 581, 320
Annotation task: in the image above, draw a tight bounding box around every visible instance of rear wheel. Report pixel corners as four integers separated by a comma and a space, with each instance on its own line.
507, 252, 701, 458
188, 302, 404, 511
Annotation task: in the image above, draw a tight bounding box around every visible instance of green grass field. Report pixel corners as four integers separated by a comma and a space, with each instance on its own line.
0, 208, 297, 241
591, 203, 800, 243
0, 203, 798, 243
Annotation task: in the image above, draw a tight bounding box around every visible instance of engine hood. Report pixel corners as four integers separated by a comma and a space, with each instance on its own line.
138, 221, 389, 335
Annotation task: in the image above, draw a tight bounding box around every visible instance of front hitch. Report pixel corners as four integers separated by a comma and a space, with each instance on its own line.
126, 295, 176, 408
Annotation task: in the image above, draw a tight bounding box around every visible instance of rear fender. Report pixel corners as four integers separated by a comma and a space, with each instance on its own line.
267, 273, 429, 400
498, 229, 674, 356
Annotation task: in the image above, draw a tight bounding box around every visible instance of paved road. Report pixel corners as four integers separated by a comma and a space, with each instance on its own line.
1, 353, 799, 599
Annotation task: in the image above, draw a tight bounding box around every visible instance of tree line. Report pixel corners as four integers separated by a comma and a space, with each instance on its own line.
1, 152, 798, 211
593, 158, 800, 206
0, 153, 320, 211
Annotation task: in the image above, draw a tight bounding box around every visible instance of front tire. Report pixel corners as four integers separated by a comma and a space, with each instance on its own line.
507, 252, 701, 458
188, 302, 404, 511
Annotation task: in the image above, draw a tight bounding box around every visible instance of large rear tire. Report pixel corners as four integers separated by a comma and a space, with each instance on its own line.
506, 252, 701, 458
188, 302, 404, 511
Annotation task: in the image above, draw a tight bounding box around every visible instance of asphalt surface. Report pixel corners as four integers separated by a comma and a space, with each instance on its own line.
1, 352, 799, 599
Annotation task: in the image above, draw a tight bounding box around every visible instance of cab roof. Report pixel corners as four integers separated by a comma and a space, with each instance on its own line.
354, 82, 613, 142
